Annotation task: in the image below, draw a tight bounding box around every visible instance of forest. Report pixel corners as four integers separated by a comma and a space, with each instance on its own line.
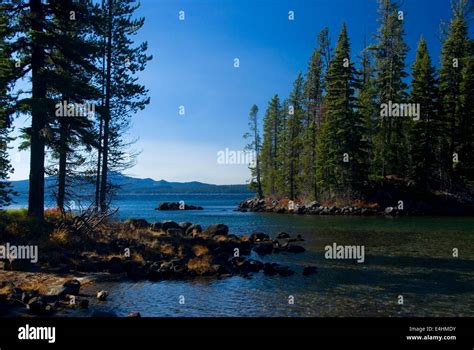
245, 0, 474, 205
0, 0, 151, 218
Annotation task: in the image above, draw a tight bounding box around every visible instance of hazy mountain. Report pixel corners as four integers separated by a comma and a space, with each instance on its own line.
10, 172, 253, 195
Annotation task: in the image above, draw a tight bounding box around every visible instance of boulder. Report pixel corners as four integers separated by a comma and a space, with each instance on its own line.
179, 222, 193, 231
27, 297, 47, 315
62, 279, 81, 295
161, 220, 180, 231
166, 228, 184, 236
249, 232, 270, 243
185, 224, 202, 236
277, 232, 290, 239
124, 218, 149, 230
96, 290, 109, 301
205, 224, 229, 237
151, 222, 163, 231
253, 242, 273, 256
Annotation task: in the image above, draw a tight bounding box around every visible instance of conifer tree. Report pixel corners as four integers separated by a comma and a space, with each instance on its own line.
373, 0, 409, 178
284, 74, 305, 200
260, 95, 282, 197
409, 37, 439, 189
244, 104, 263, 199
316, 24, 367, 197
301, 34, 324, 200
439, 0, 472, 187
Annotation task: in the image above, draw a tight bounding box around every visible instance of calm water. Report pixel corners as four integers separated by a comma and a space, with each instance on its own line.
9, 194, 474, 317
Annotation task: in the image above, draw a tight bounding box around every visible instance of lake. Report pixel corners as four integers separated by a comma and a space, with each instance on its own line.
8, 193, 474, 317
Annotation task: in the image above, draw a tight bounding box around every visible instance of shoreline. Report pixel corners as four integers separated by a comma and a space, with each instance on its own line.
0, 217, 313, 317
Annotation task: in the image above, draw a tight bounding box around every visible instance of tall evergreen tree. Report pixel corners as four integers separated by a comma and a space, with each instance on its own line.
244, 104, 263, 199
260, 95, 282, 197
316, 24, 367, 198
439, 0, 472, 187
283, 74, 304, 200
358, 43, 378, 178
373, 0, 409, 178
409, 37, 439, 189
97, 0, 151, 212
301, 35, 324, 200
0, 9, 14, 207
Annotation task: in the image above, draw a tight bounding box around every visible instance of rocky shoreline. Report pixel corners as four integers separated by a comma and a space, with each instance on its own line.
0, 218, 314, 317
237, 195, 474, 216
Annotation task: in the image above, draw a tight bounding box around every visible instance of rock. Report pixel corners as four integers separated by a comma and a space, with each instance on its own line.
253, 242, 273, 256
179, 222, 193, 231
384, 207, 394, 215
108, 257, 124, 274
97, 290, 109, 301
205, 224, 229, 237
127, 312, 141, 318
286, 245, 306, 253
151, 222, 163, 231
62, 279, 81, 296
246, 259, 264, 272
185, 224, 202, 236
263, 263, 278, 275
277, 232, 290, 239
125, 218, 149, 230
21, 291, 37, 304
156, 202, 203, 210
27, 297, 47, 315
303, 265, 318, 276
249, 232, 270, 243
161, 220, 181, 231
166, 228, 184, 236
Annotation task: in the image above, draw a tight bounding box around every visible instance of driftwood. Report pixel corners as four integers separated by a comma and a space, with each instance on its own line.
57, 205, 119, 237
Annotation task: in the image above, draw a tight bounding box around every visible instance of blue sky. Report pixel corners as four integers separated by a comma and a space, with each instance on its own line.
9, 0, 459, 184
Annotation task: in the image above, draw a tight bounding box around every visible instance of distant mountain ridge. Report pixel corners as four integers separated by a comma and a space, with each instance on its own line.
10, 172, 254, 195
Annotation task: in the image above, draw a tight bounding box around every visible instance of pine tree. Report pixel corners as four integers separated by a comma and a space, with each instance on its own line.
373, 0, 409, 178
409, 37, 439, 189
97, 0, 151, 212
301, 34, 324, 200
284, 74, 305, 200
274, 99, 290, 198
439, 0, 472, 187
358, 44, 378, 178
0, 9, 14, 207
316, 23, 367, 198
244, 104, 263, 199
260, 95, 282, 197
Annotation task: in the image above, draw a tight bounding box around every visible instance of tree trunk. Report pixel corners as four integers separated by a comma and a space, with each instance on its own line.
99, 0, 113, 213
28, 0, 47, 219
57, 122, 68, 212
